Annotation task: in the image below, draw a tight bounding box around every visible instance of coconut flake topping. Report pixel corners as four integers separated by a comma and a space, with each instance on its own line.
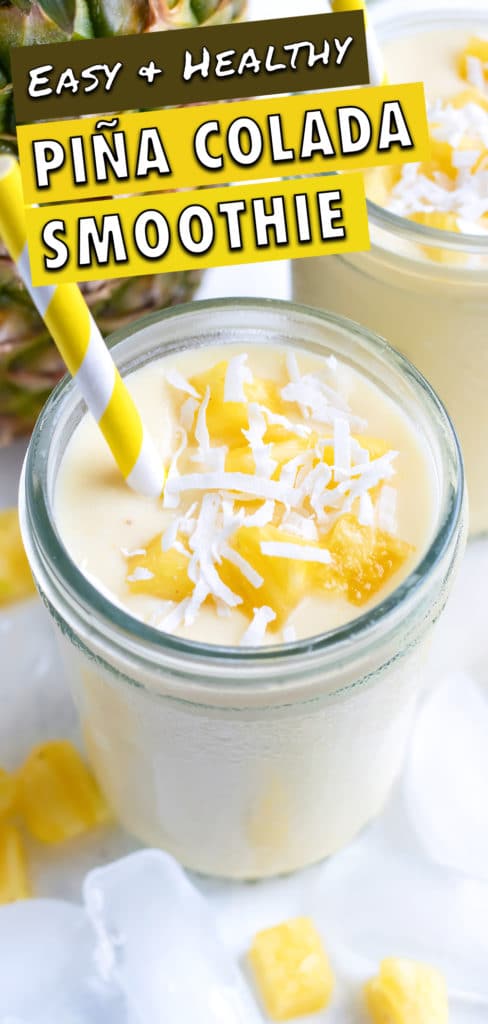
126, 348, 404, 644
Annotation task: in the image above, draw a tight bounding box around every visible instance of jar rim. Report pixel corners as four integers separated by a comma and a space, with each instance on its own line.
20, 298, 465, 700
368, 0, 488, 256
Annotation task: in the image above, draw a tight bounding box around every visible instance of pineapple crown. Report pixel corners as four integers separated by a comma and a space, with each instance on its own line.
6, 0, 78, 36
0, 0, 245, 151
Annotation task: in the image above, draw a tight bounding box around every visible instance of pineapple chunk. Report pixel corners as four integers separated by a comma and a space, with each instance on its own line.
0, 508, 36, 607
316, 515, 413, 606
352, 435, 390, 462
189, 360, 287, 447
126, 533, 192, 602
220, 525, 317, 628
449, 87, 488, 113
458, 37, 488, 86
418, 139, 457, 183
0, 768, 17, 819
18, 740, 110, 844
225, 445, 256, 475
190, 361, 248, 446
364, 958, 448, 1024
0, 824, 30, 903
249, 917, 334, 1021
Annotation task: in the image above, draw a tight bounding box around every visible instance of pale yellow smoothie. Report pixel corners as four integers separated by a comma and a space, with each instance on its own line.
293, 1, 488, 533
55, 343, 434, 648
20, 301, 465, 878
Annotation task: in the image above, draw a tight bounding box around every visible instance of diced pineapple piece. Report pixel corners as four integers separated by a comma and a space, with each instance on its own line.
419, 139, 457, 183
220, 525, 317, 628
0, 768, 17, 819
190, 361, 249, 446
352, 435, 390, 462
18, 740, 110, 844
126, 533, 192, 602
0, 824, 30, 903
364, 958, 448, 1024
0, 508, 35, 607
189, 361, 287, 448
225, 445, 256, 475
316, 515, 413, 606
458, 37, 488, 86
449, 87, 488, 113
249, 917, 334, 1021
226, 436, 313, 475
272, 437, 317, 468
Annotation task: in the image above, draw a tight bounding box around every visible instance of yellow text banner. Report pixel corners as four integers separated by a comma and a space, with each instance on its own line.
18, 83, 429, 205
26, 174, 370, 286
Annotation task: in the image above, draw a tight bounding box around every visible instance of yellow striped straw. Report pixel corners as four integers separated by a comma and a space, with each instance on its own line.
331, 0, 388, 86
0, 155, 164, 499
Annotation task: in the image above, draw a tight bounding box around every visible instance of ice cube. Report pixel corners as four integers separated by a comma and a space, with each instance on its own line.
0, 898, 126, 1023
83, 850, 262, 1024
405, 672, 488, 880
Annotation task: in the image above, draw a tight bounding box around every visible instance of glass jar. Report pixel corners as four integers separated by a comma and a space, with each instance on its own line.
19, 299, 465, 879
293, 0, 488, 535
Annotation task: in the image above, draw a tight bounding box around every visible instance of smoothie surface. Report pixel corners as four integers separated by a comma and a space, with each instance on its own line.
55, 342, 436, 647
367, 28, 488, 243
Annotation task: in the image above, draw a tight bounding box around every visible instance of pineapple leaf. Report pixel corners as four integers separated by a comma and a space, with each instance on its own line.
8, 0, 33, 13
37, 0, 76, 34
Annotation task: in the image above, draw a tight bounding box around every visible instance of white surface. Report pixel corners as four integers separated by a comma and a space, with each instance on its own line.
1, 263, 487, 1021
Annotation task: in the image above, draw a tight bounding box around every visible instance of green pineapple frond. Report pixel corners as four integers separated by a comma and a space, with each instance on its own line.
152, 0, 246, 29
7, 0, 76, 32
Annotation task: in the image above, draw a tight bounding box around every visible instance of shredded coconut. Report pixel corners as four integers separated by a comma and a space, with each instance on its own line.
240, 606, 276, 646
261, 542, 332, 565
387, 96, 488, 232
127, 567, 154, 582
358, 491, 375, 528
165, 471, 300, 506
224, 353, 253, 402
377, 485, 399, 535
243, 403, 277, 479
166, 369, 199, 398
333, 418, 352, 482
138, 348, 405, 641
221, 546, 264, 589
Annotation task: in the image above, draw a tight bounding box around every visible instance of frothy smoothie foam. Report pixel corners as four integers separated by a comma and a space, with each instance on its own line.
56, 344, 434, 647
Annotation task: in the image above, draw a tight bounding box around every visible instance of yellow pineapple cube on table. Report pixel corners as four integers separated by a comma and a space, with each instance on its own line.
0, 508, 36, 607
0, 824, 30, 904
364, 958, 449, 1024
17, 740, 109, 844
249, 917, 334, 1021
